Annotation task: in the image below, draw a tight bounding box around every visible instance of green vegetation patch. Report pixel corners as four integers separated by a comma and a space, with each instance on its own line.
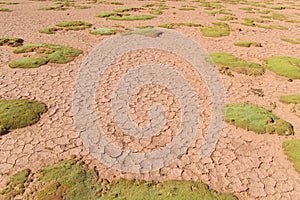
39, 27, 62, 34
225, 103, 294, 135
234, 41, 262, 47
55, 21, 92, 30
241, 18, 288, 30
0, 37, 23, 47
14, 43, 82, 63
281, 38, 300, 44
0, 99, 47, 134
0, 1, 18, 4
90, 28, 117, 35
102, 179, 237, 200
37, 159, 103, 200
201, 22, 230, 37
210, 52, 265, 75
0, 7, 11, 11
9, 57, 48, 68
158, 22, 202, 29
108, 15, 156, 21
0, 169, 30, 198
283, 139, 300, 173
265, 56, 300, 79
280, 94, 300, 104
123, 28, 162, 38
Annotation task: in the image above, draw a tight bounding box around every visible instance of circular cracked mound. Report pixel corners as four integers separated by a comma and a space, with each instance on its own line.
225, 103, 294, 135
0, 99, 47, 135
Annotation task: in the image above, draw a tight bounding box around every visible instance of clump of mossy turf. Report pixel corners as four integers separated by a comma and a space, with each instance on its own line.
9, 43, 82, 68
0, 1, 18, 5
0, 169, 31, 199
265, 56, 300, 79
38, 27, 63, 34
158, 22, 202, 29
0, 37, 23, 47
36, 159, 104, 200
101, 179, 237, 200
108, 15, 155, 21
90, 27, 117, 35
210, 52, 265, 76
9, 57, 48, 68
40, 1, 90, 10
55, 21, 92, 30
0, 7, 11, 11
280, 94, 300, 104
201, 22, 230, 37
283, 139, 300, 173
225, 103, 294, 135
234, 41, 262, 47
0, 99, 47, 135
241, 18, 288, 30
123, 28, 162, 38
281, 38, 300, 44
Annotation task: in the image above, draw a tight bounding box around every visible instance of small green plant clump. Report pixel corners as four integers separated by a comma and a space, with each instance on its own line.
0, 37, 23, 47
108, 15, 155, 21
0, 99, 47, 135
234, 41, 262, 47
280, 94, 300, 104
90, 27, 117, 35
283, 139, 300, 173
40, 1, 90, 10
265, 56, 300, 79
0, 7, 11, 11
55, 20, 92, 30
9, 43, 82, 68
281, 38, 300, 44
225, 103, 294, 135
210, 52, 265, 76
0, 169, 31, 198
38, 27, 63, 34
201, 22, 230, 37
1, 159, 237, 199
0, 1, 18, 4
158, 22, 202, 29
123, 28, 163, 38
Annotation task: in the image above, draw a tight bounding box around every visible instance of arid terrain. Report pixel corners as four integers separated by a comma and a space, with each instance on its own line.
0, 0, 300, 199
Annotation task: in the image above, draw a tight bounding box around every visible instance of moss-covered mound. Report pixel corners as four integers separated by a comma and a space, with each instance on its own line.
234, 41, 262, 47
90, 28, 117, 35
55, 21, 92, 30
108, 15, 156, 21
0, 7, 11, 11
0, 169, 30, 198
210, 52, 264, 75
201, 22, 230, 37
283, 139, 300, 173
265, 56, 300, 79
281, 38, 300, 44
123, 28, 162, 38
280, 94, 300, 104
10, 43, 82, 68
0, 159, 237, 200
0, 37, 23, 47
102, 179, 237, 200
0, 99, 47, 135
39, 27, 62, 34
225, 103, 294, 135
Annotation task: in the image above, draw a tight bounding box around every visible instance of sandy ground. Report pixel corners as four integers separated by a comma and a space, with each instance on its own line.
0, 0, 300, 199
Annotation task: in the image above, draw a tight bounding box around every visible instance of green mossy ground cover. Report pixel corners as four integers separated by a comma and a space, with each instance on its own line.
90, 28, 117, 35
201, 22, 230, 37
281, 38, 300, 44
283, 139, 300, 173
108, 15, 156, 20
0, 37, 23, 47
123, 28, 162, 38
0, 169, 31, 198
1, 159, 237, 200
9, 43, 82, 68
280, 94, 300, 104
225, 103, 294, 135
210, 52, 264, 75
234, 41, 262, 47
55, 20, 92, 30
0, 99, 47, 135
265, 56, 300, 79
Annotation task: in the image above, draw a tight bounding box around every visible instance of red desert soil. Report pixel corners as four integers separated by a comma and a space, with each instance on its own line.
0, 0, 300, 199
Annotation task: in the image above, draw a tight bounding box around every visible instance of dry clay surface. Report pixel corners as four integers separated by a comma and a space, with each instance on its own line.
0, 0, 300, 199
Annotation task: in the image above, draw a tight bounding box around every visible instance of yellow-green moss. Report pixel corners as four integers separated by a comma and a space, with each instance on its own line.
0, 37, 23, 47
225, 103, 294, 135
55, 21, 92, 30
280, 94, 300, 104
0, 99, 47, 134
265, 56, 300, 79
9, 57, 48, 68
201, 22, 230, 37
283, 139, 300, 173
